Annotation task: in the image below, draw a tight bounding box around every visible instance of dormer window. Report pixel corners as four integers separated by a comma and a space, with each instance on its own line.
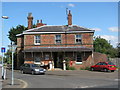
75, 34, 82, 44
34, 35, 41, 45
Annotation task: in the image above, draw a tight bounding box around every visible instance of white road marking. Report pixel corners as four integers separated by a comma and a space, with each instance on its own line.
17, 79, 28, 88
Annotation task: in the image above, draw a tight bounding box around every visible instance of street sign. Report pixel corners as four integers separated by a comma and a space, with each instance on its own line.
1, 47, 6, 53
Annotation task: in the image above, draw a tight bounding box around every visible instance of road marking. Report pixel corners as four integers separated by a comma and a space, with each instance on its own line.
17, 79, 28, 88
114, 79, 120, 81
78, 85, 97, 88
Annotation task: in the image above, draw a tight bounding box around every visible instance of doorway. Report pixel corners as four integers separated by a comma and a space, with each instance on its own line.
53, 52, 63, 69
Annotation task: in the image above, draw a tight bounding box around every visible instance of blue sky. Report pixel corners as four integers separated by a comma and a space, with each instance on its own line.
0, 2, 118, 55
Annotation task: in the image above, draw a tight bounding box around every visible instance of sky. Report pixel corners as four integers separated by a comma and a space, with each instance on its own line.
0, 1, 118, 55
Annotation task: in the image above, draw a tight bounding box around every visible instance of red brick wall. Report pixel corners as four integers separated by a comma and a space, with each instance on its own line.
23, 33, 93, 49
69, 52, 108, 70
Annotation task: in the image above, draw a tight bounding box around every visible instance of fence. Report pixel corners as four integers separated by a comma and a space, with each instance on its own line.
109, 58, 120, 67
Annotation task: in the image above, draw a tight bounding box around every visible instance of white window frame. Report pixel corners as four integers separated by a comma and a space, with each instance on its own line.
34, 35, 41, 45
55, 35, 62, 44
75, 34, 82, 44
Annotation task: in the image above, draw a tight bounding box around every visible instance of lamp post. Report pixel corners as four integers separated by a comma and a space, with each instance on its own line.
1, 16, 9, 80
8, 42, 17, 85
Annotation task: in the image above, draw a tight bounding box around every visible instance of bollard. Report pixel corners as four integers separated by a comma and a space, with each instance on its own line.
63, 60, 66, 70
3, 68, 6, 80
49, 61, 52, 70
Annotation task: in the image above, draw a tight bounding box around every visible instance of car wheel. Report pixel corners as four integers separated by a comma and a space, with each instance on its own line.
90, 68, 94, 71
31, 71, 34, 75
111, 70, 114, 72
103, 68, 108, 72
21, 70, 25, 74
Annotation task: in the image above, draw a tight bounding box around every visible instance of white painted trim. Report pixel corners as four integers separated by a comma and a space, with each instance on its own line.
75, 34, 82, 44
55, 34, 62, 44
23, 31, 94, 35
34, 35, 41, 45
75, 62, 82, 64
16, 33, 23, 36
34, 62, 41, 64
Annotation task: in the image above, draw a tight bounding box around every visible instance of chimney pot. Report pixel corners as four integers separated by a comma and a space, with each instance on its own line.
40, 19, 42, 23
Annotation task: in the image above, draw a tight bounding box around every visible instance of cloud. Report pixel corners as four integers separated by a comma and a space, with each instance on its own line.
91, 28, 101, 31
99, 35, 118, 47
68, 4, 75, 7
108, 27, 118, 32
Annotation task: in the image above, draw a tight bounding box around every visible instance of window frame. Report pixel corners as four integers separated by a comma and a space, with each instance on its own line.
34, 35, 41, 45
45, 54, 50, 60
55, 34, 62, 44
75, 53, 82, 64
75, 34, 82, 44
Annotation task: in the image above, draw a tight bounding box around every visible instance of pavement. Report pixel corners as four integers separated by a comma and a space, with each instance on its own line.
0, 73, 28, 89
2, 78, 27, 89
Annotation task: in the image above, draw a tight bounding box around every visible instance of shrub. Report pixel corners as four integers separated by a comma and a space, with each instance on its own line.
80, 67, 90, 70
68, 67, 76, 70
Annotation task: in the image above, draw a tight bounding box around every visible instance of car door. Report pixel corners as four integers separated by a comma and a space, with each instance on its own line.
25, 64, 31, 73
94, 62, 101, 70
101, 62, 107, 70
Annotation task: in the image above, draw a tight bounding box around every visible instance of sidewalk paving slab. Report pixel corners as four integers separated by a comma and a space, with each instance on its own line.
1, 78, 27, 89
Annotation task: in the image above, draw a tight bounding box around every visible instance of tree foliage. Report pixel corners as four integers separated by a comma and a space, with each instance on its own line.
8, 24, 37, 44
94, 37, 117, 58
8, 25, 27, 44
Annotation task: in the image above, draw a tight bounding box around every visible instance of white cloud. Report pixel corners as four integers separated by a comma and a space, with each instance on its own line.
108, 27, 118, 32
91, 28, 101, 31
99, 35, 118, 47
68, 4, 75, 7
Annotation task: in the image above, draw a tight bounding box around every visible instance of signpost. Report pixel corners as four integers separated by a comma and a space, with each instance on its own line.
1, 47, 6, 80
8, 42, 17, 85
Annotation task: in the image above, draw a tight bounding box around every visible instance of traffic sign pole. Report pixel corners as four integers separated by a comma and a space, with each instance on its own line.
1, 47, 6, 80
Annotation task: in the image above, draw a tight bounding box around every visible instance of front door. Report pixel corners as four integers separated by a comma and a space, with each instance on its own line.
53, 52, 63, 69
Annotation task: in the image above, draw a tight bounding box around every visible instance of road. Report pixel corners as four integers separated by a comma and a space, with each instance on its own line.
6, 69, 119, 88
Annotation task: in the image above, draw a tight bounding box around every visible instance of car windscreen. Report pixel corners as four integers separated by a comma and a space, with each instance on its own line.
31, 64, 40, 67
108, 62, 115, 65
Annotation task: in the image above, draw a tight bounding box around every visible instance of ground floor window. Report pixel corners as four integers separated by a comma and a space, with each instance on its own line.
34, 53, 41, 64
76, 53, 82, 62
45, 54, 50, 60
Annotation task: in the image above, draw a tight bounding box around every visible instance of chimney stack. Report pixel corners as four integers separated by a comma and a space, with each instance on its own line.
27, 13, 33, 29
36, 19, 46, 27
68, 10, 72, 25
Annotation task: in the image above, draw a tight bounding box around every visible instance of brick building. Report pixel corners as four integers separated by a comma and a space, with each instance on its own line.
16, 10, 97, 70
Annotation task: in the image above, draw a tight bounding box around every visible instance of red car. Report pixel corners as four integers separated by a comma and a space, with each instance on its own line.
90, 62, 117, 72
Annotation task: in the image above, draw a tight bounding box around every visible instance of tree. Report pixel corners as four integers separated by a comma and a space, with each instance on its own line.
8, 24, 37, 44
93, 37, 117, 58
8, 25, 27, 44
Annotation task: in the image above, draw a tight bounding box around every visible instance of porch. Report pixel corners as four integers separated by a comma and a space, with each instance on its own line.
23, 47, 93, 70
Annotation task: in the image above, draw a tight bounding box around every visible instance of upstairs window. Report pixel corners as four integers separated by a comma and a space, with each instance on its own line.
55, 35, 61, 44
75, 35, 82, 44
34, 35, 41, 45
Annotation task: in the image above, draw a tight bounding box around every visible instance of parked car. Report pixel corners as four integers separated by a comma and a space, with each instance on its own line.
20, 63, 46, 75
90, 62, 117, 72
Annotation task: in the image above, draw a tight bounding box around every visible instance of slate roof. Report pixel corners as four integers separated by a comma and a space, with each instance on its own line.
25, 25, 94, 32
23, 46, 93, 52
16, 25, 94, 36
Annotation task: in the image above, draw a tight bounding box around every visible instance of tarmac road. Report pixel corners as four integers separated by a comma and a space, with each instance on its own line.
6, 69, 119, 89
